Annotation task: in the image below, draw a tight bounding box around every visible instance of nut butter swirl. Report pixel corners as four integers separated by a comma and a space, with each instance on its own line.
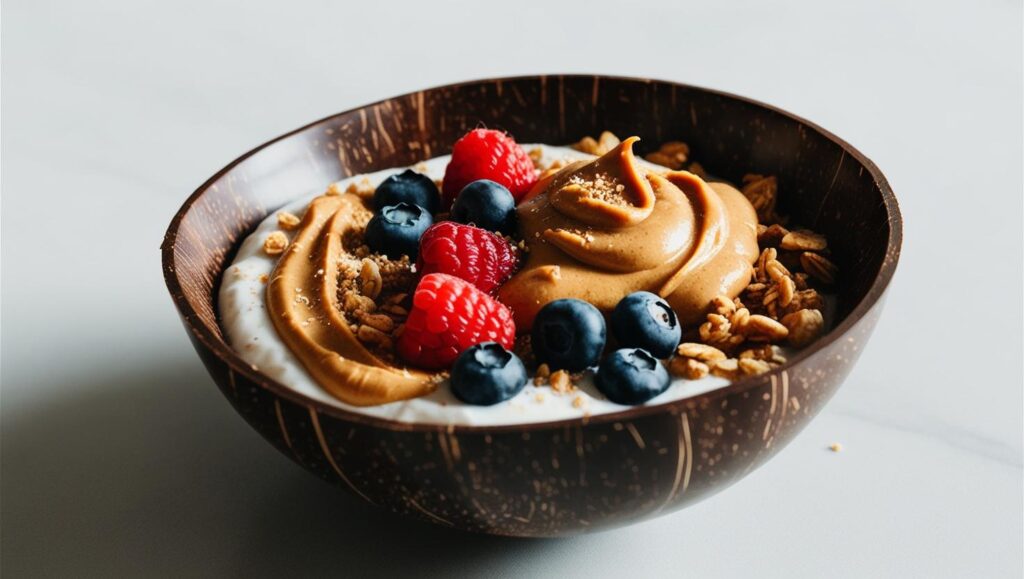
498, 137, 759, 330
266, 193, 435, 406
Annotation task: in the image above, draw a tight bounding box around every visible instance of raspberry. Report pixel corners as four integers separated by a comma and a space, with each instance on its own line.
417, 222, 520, 294
397, 273, 516, 370
441, 129, 537, 209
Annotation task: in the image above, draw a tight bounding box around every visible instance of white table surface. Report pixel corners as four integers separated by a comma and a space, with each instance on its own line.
2, 0, 1021, 576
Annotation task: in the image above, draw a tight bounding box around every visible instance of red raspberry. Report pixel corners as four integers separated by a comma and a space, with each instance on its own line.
397, 273, 516, 370
417, 222, 520, 294
441, 129, 537, 209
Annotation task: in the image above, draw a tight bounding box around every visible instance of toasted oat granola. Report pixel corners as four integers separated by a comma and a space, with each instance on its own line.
665, 155, 838, 380
262, 231, 288, 256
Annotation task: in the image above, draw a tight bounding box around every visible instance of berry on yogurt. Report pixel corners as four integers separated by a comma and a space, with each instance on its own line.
610, 291, 682, 359
450, 342, 528, 405
373, 169, 441, 214
364, 202, 433, 260
595, 348, 671, 405
450, 179, 517, 235
531, 298, 606, 372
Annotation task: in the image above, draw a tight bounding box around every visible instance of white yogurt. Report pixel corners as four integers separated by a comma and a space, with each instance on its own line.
219, 145, 733, 426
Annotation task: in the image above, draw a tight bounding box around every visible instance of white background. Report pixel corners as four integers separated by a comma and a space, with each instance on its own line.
2, 0, 1021, 576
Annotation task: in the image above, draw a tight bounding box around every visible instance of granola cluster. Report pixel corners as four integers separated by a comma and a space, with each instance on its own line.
335, 249, 415, 360
572, 133, 708, 178
669, 172, 837, 381
571, 131, 622, 156
260, 200, 416, 360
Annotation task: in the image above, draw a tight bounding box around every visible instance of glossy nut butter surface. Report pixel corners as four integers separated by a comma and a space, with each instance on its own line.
266, 193, 436, 406
499, 137, 760, 329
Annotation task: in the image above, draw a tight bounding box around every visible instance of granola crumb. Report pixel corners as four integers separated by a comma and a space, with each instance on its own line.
345, 177, 375, 197
677, 342, 727, 362
359, 258, 383, 300
645, 141, 690, 169
669, 357, 710, 380
757, 224, 789, 247
571, 131, 621, 156
277, 211, 301, 230
566, 173, 629, 205
801, 252, 838, 284
258, 273, 269, 284
709, 358, 739, 378
740, 174, 779, 222
781, 308, 825, 347
533, 363, 551, 385
746, 314, 789, 342
356, 324, 393, 350
781, 230, 828, 252
738, 357, 772, 376
549, 370, 572, 394
263, 231, 288, 256
528, 147, 544, 168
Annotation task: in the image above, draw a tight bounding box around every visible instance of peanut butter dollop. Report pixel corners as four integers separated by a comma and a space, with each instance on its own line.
266, 193, 436, 406
498, 137, 759, 330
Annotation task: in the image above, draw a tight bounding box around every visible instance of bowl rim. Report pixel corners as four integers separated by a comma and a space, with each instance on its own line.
162, 74, 903, 434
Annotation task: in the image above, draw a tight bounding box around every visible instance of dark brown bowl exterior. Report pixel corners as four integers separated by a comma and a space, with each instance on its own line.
162, 76, 901, 537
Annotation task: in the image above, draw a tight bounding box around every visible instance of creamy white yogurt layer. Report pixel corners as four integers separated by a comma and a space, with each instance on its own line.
219, 145, 733, 426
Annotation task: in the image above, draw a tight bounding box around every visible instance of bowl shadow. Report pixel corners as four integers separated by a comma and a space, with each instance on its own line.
1, 354, 565, 577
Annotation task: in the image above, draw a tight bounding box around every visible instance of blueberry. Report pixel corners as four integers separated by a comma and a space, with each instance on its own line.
365, 202, 432, 259
595, 348, 671, 405
374, 169, 440, 214
610, 291, 681, 358
450, 179, 516, 234
531, 299, 606, 372
450, 342, 528, 405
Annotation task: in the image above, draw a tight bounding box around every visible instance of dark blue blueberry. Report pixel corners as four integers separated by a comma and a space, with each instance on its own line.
450, 342, 528, 405
374, 169, 440, 214
531, 299, 606, 372
450, 179, 516, 234
364, 202, 432, 259
610, 291, 681, 359
595, 348, 671, 405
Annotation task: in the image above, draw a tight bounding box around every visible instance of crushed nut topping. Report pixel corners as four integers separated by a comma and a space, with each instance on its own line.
645, 141, 690, 170
533, 363, 551, 385
277, 211, 301, 230
781, 230, 827, 252
669, 356, 710, 380
677, 342, 727, 362
800, 252, 838, 284
741, 174, 780, 223
263, 231, 288, 256
359, 258, 383, 300
549, 370, 573, 394
709, 358, 739, 379
357, 324, 393, 350
571, 131, 621, 156
757, 223, 789, 247
345, 177, 375, 198
567, 173, 628, 205
781, 308, 825, 347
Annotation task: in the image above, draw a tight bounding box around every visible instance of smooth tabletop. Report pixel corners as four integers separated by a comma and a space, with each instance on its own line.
2, 0, 1022, 577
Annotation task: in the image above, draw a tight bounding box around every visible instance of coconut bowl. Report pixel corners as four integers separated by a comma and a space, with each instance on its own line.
162, 75, 901, 537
